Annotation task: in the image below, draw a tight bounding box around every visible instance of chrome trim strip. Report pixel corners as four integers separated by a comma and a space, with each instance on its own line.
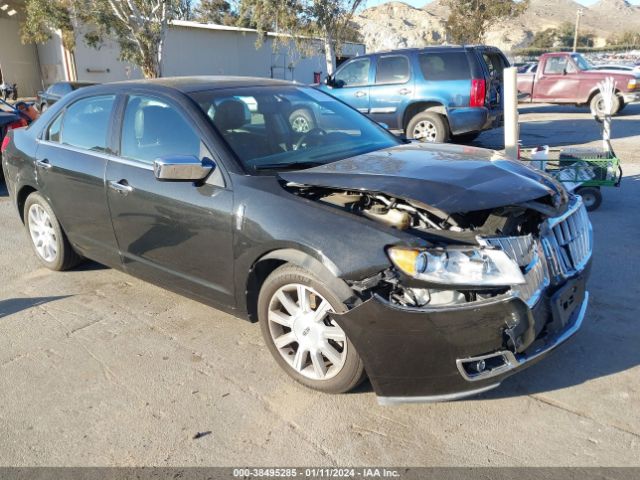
377, 383, 500, 406
37, 140, 154, 171
369, 107, 397, 114
456, 291, 589, 382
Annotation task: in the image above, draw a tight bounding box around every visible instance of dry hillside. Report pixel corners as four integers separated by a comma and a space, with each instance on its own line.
355, 0, 640, 53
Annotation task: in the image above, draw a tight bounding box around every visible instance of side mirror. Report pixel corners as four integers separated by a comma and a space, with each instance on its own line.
324, 75, 333, 86
153, 155, 214, 182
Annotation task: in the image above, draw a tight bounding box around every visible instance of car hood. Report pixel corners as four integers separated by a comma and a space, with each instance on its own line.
279, 143, 566, 215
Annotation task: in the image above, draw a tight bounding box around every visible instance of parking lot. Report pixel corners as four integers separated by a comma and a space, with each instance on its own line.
1, 103, 639, 466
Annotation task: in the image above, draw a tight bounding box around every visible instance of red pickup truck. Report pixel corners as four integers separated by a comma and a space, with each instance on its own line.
517, 52, 639, 116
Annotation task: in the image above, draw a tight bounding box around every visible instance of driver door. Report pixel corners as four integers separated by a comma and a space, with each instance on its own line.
326, 57, 372, 114
535, 56, 580, 103
106, 94, 235, 307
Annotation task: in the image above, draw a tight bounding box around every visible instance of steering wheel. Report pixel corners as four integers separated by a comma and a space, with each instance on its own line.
294, 128, 327, 150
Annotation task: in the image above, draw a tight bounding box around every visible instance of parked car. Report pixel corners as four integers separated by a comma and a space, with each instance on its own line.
517, 62, 538, 74
318, 46, 509, 143
2, 77, 592, 403
592, 64, 640, 75
0, 98, 32, 181
37, 81, 95, 112
517, 52, 639, 116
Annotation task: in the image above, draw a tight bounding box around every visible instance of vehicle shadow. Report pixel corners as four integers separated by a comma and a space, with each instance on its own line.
0, 180, 7, 197
0, 296, 71, 319
471, 103, 640, 150
74, 260, 109, 272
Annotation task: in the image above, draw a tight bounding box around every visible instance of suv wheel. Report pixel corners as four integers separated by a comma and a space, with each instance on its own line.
24, 192, 82, 271
289, 108, 316, 133
258, 264, 366, 393
406, 112, 449, 143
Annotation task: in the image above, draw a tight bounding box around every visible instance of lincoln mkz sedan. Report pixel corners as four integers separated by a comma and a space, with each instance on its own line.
1, 77, 592, 404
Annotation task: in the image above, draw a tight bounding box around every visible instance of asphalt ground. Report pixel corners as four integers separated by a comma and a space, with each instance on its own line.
0, 103, 638, 466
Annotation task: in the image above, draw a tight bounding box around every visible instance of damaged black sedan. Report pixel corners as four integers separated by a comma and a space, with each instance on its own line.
1, 78, 591, 404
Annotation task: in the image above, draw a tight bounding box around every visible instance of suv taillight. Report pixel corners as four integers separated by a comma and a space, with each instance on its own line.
470, 79, 486, 108
1, 135, 10, 153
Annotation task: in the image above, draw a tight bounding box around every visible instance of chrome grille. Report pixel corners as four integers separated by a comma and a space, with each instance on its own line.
482, 234, 549, 307
542, 196, 592, 281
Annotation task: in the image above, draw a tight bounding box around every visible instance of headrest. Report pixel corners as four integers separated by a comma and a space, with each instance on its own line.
213, 99, 248, 131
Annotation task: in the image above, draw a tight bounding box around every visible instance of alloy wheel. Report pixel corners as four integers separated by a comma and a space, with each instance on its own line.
28, 204, 58, 262
267, 283, 347, 381
291, 116, 311, 133
412, 120, 438, 142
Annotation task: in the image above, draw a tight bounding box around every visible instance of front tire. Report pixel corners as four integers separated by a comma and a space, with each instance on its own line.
289, 108, 316, 133
406, 111, 449, 143
24, 192, 82, 270
258, 264, 366, 393
590, 92, 621, 119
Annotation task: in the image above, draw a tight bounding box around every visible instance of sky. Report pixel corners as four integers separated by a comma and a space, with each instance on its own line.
364, 0, 640, 6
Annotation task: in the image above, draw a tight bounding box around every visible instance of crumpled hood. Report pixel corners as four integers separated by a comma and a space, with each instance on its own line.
279, 142, 567, 215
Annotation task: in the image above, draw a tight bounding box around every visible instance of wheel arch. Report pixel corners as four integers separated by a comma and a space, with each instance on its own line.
243, 248, 354, 322
16, 184, 38, 223
403, 101, 448, 131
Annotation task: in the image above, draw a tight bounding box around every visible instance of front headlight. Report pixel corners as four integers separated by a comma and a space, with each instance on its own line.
387, 246, 526, 287
628, 78, 637, 91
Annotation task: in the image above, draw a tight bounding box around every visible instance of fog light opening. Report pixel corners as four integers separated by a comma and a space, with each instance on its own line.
459, 352, 513, 380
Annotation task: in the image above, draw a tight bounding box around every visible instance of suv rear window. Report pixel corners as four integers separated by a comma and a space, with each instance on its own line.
418, 52, 470, 81
376, 55, 410, 84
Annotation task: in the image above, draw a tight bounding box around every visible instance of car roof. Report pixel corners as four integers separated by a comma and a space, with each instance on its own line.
83, 76, 294, 95
357, 44, 501, 56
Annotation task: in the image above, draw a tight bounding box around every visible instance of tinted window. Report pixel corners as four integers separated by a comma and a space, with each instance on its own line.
376, 55, 410, 84
334, 58, 371, 87
121, 95, 201, 164
190, 86, 399, 173
419, 52, 470, 80
60, 95, 115, 152
483, 53, 507, 78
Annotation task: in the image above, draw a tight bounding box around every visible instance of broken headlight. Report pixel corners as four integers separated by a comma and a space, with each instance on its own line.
387, 246, 526, 287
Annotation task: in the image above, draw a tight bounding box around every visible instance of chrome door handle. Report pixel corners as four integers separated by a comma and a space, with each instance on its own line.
108, 180, 133, 195
399, 88, 411, 95
355, 90, 367, 98
36, 159, 52, 170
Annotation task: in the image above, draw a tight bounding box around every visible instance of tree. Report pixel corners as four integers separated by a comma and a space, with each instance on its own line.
21, 0, 191, 79
193, 0, 235, 25
531, 22, 595, 49
237, 0, 364, 75
444, 0, 529, 45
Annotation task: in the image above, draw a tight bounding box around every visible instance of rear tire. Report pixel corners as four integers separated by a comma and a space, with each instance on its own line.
406, 111, 449, 143
24, 192, 82, 271
258, 264, 366, 394
576, 186, 602, 211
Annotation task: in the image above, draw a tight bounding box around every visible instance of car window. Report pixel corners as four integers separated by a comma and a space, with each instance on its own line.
51, 83, 70, 96
418, 52, 470, 80
120, 95, 201, 164
544, 57, 569, 75
190, 85, 399, 173
375, 55, 410, 84
47, 113, 63, 142
482, 53, 506, 79
334, 58, 371, 87
59, 95, 115, 152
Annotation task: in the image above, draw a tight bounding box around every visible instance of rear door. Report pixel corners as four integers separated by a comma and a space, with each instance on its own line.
105, 93, 235, 306
34, 94, 121, 266
478, 49, 508, 110
326, 57, 372, 114
368, 54, 413, 129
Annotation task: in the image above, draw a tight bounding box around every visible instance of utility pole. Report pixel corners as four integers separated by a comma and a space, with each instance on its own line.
573, 8, 584, 53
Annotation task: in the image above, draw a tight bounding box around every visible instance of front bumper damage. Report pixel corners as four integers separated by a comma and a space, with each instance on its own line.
331, 195, 593, 405
332, 267, 590, 404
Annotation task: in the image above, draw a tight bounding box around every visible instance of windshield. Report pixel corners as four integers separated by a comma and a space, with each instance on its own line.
571, 53, 593, 71
190, 86, 400, 173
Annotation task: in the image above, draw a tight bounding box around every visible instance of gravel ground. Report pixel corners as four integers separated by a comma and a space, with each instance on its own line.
0, 103, 638, 466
